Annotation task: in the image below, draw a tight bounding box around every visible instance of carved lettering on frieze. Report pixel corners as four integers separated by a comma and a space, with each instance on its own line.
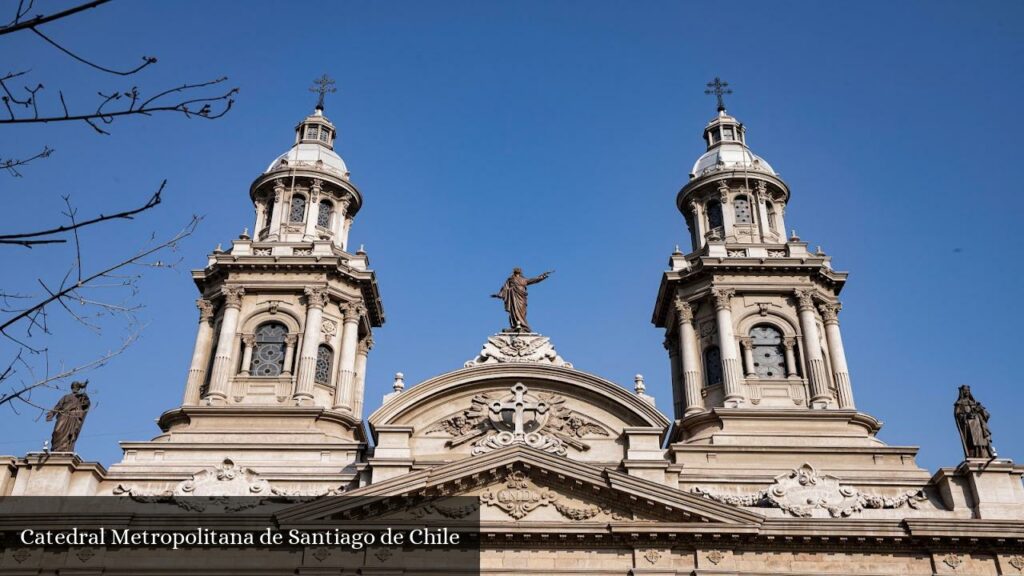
480, 471, 556, 519
425, 382, 608, 456
692, 463, 926, 518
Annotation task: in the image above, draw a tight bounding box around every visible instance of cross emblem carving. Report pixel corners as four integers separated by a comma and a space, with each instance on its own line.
489, 382, 548, 441
705, 76, 732, 112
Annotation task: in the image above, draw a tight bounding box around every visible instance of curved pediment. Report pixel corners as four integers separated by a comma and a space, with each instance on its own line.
368, 364, 669, 466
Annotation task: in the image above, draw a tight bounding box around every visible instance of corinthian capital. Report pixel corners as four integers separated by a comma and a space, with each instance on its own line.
358, 336, 374, 354
711, 288, 735, 311
755, 180, 769, 200
342, 301, 367, 322
284, 334, 298, 346
304, 286, 329, 309
673, 298, 695, 324
221, 286, 245, 308
794, 289, 817, 312
241, 334, 256, 347
818, 302, 842, 325
196, 298, 215, 322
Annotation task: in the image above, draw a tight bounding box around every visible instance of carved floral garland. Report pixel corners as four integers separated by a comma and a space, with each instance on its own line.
692, 463, 926, 518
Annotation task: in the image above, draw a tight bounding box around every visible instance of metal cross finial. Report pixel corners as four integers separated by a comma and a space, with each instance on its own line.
309, 74, 337, 111
705, 77, 732, 112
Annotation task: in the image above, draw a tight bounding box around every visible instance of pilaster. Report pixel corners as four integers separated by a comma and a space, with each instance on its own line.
712, 288, 744, 407
206, 286, 244, 404
795, 289, 832, 409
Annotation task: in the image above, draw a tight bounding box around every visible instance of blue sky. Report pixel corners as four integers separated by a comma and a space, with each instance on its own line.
2, 0, 1022, 472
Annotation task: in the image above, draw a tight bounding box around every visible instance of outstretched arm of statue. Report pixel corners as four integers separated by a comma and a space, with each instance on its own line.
527, 270, 554, 285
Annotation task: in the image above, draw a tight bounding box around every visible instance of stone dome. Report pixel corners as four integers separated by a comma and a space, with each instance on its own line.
690, 142, 775, 179
265, 142, 349, 178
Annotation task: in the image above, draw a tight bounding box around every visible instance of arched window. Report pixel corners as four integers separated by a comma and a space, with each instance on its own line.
766, 202, 777, 232
733, 195, 752, 224
317, 200, 333, 229
750, 324, 786, 379
289, 194, 306, 223
314, 344, 333, 384
703, 346, 722, 387
251, 322, 288, 377
706, 200, 724, 230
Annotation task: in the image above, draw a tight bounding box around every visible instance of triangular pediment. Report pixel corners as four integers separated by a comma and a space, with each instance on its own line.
277, 445, 764, 527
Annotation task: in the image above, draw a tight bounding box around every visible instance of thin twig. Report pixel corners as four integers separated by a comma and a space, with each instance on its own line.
30, 26, 157, 76
0, 181, 164, 246
0, 0, 111, 37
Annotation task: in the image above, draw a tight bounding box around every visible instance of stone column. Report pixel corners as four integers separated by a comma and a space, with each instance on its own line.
775, 204, 787, 240
267, 179, 284, 241
352, 336, 373, 418
755, 181, 772, 243
303, 179, 322, 240
333, 198, 350, 246
253, 201, 266, 237
689, 201, 706, 251
333, 301, 365, 411
341, 217, 353, 251
819, 302, 855, 409
282, 334, 297, 376
711, 288, 744, 407
206, 287, 244, 404
293, 287, 328, 404
183, 299, 216, 405
740, 337, 757, 378
238, 334, 255, 376
783, 337, 798, 377
663, 337, 683, 418
674, 299, 705, 415
717, 182, 734, 239
795, 289, 832, 409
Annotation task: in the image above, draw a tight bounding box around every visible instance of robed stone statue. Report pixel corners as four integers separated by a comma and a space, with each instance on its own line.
491, 268, 552, 333
954, 385, 996, 459
46, 380, 91, 453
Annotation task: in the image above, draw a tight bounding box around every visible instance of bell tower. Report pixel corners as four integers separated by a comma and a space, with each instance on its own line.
107, 79, 383, 493
652, 79, 929, 492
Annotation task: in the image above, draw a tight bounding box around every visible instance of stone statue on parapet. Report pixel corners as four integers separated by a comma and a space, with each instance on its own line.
954, 385, 996, 459
46, 380, 91, 453
491, 268, 552, 333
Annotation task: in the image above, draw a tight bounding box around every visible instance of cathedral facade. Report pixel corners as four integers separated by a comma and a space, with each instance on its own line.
2, 90, 1023, 575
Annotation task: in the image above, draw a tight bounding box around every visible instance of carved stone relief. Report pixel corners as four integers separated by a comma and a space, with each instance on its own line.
465, 332, 571, 367
479, 471, 630, 522
425, 382, 609, 456
692, 463, 926, 518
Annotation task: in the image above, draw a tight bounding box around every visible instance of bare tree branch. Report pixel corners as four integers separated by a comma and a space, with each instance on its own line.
0, 333, 134, 410
0, 180, 164, 247
0, 73, 239, 132
30, 26, 157, 76
0, 0, 110, 36
1, 145, 52, 176
0, 213, 200, 335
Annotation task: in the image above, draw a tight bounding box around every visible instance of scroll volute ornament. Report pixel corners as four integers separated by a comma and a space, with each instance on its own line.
794, 288, 817, 312
818, 302, 842, 325
673, 298, 695, 324
341, 301, 366, 323
196, 298, 215, 322
304, 286, 329, 309
711, 288, 735, 311
222, 286, 245, 308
